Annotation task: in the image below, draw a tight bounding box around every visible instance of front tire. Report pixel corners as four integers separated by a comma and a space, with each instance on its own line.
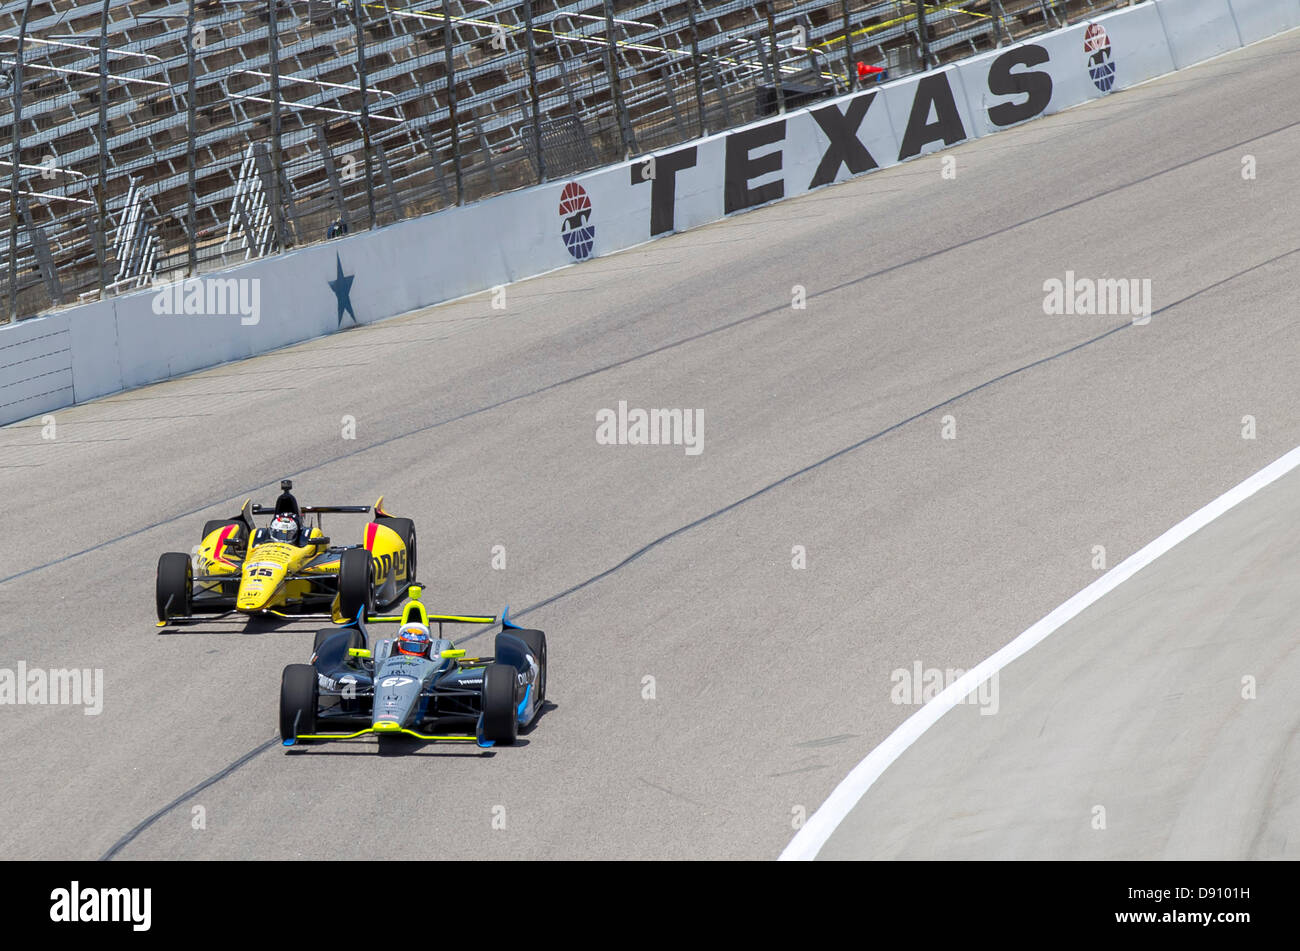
312, 625, 366, 656
513, 629, 547, 713
337, 548, 374, 623
280, 664, 319, 742
156, 552, 192, 622
481, 663, 519, 745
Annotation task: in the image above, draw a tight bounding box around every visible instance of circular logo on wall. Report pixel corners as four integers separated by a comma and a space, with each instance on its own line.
1085, 23, 1116, 93
559, 182, 595, 261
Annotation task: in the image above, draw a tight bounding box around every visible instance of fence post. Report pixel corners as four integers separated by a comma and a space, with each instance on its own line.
442, 0, 463, 205
915, 0, 930, 70
6, 0, 34, 322
765, 0, 785, 114
524, 0, 545, 181
185, 0, 198, 275
354, 0, 376, 230
603, 0, 635, 157
685, 0, 707, 136
268, 0, 286, 248
97, 0, 111, 291
840, 0, 855, 90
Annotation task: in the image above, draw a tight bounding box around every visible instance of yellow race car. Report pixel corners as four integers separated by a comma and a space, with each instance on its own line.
155, 480, 416, 626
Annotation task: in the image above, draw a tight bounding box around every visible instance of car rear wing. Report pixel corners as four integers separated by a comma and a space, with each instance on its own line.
366, 611, 500, 625
360, 584, 499, 628
252, 504, 372, 514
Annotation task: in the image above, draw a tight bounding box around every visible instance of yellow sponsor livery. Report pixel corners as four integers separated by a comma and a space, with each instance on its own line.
156, 479, 417, 626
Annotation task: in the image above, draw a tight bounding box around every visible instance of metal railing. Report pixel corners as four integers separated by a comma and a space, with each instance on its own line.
0, 0, 1131, 322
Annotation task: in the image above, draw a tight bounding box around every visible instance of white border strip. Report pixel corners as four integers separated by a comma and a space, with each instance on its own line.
779, 443, 1300, 860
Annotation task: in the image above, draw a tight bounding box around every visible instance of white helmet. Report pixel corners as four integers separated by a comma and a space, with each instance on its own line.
269, 514, 298, 544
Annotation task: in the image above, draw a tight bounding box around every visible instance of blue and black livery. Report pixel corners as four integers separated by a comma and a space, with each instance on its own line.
279, 586, 547, 752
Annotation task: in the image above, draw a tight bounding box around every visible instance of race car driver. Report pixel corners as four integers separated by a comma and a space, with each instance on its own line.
269, 513, 301, 544
395, 622, 433, 658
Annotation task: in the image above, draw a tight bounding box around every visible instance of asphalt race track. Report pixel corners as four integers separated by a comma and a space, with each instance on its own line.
1, 29, 1297, 860
819, 459, 1300, 859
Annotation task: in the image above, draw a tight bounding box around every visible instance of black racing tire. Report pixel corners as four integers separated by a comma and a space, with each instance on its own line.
202, 519, 232, 542
376, 516, 417, 587
155, 552, 192, 622
279, 663, 318, 742
312, 625, 366, 656
481, 663, 519, 745
513, 629, 547, 710
337, 548, 374, 623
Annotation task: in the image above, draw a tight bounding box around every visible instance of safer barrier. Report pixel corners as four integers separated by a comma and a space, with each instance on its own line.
1, 0, 1296, 426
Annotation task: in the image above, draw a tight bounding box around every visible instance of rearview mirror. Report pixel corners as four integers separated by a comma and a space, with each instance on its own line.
440, 649, 466, 660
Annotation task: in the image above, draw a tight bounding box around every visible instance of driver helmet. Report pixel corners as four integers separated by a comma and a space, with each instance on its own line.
269, 514, 298, 544
395, 623, 432, 658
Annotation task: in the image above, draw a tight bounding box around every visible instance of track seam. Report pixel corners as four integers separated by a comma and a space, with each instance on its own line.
99, 738, 280, 861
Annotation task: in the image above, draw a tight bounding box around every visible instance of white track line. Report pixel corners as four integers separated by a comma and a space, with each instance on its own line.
779, 443, 1300, 860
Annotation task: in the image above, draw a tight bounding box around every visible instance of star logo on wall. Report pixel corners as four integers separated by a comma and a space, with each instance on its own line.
329, 253, 356, 326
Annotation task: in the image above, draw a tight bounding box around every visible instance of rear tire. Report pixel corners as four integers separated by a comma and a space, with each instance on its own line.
376, 517, 417, 587
201, 518, 237, 541
337, 548, 374, 623
280, 664, 318, 742
155, 552, 192, 622
201, 518, 246, 555
481, 663, 519, 745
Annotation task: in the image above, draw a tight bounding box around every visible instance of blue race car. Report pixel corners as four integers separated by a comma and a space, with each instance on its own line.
279, 585, 547, 752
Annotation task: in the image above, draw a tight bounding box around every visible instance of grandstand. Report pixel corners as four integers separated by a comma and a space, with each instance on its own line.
0, 0, 1128, 321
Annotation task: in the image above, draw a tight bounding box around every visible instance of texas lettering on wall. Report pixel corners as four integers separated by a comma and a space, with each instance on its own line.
631, 44, 1055, 237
